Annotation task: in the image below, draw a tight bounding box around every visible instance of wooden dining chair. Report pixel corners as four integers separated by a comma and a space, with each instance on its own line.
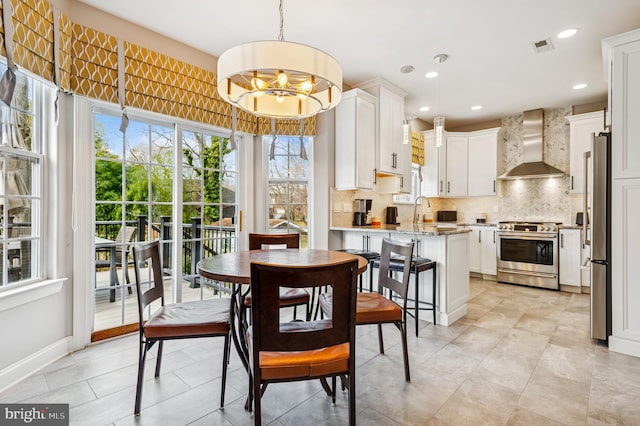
248, 259, 358, 425
320, 237, 414, 382
132, 241, 231, 415
245, 233, 311, 320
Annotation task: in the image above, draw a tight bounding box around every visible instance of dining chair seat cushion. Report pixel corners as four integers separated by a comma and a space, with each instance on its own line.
144, 298, 230, 339
247, 324, 350, 380
243, 287, 310, 308
319, 292, 402, 325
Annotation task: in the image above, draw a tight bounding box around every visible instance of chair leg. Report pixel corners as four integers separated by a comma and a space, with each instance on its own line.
220, 334, 230, 407
331, 375, 337, 404
399, 321, 410, 382
377, 324, 385, 354
154, 340, 164, 377
415, 269, 420, 337
348, 372, 356, 426
135, 340, 149, 415
432, 264, 437, 325
253, 374, 261, 426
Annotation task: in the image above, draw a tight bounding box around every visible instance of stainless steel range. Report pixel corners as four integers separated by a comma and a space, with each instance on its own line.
497, 221, 560, 290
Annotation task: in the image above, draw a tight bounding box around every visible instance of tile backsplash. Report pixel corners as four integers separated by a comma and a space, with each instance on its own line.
331, 107, 585, 227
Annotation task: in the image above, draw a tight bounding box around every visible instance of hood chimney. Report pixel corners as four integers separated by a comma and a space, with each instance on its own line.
498, 109, 565, 179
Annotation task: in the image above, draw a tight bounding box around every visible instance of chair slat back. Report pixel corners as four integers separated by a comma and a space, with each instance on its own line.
249, 233, 299, 250
377, 238, 413, 302
250, 259, 358, 353
133, 241, 165, 324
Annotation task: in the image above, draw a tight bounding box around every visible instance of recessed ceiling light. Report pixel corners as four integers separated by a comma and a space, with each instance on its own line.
471, 105, 482, 111
558, 28, 579, 39
425, 71, 438, 79
419, 106, 430, 112
573, 83, 587, 90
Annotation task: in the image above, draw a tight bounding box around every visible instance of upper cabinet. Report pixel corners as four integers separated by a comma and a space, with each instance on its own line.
467, 128, 499, 196
444, 133, 468, 197
421, 127, 499, 197
566, 111, 605, 194
334, 89, 377, 190
603, 32, 640, 179
355, 79, 411, 192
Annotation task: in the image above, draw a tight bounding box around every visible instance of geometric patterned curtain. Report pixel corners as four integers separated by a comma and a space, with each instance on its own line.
0, 0, 317, 136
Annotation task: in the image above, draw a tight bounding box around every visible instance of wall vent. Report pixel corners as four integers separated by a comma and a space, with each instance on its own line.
531, 38, 554, 54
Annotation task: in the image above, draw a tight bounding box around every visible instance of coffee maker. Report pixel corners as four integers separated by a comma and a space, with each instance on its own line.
352, 199, 372, 226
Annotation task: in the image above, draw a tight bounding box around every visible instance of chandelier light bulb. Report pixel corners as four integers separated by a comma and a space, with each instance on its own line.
277, 71, 288, 87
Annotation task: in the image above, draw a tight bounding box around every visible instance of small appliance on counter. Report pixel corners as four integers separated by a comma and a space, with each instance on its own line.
352, 198, 372, 226
476, 213, 487, 224
437, 210, 457, 222
385, 206, 399, 224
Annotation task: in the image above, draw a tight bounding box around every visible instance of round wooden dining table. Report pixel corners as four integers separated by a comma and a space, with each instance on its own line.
197, 249, 367, 372
197, 248, 369, 284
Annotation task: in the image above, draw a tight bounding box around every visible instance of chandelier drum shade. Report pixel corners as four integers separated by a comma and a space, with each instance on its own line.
216, 40, 342, 119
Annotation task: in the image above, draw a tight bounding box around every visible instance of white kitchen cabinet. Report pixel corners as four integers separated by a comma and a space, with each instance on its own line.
559, 228, 581, 290
342, 230, 386, 254
603, 29, 640, 357
481, 226, 497, 276
468, 225, 497, 277
605, 34, 640, 179
355, 79, 411, 191
420, 130, 447, 197
468, 227, 482, 273
444, 133, 468, 197
335, 89, 377, 190
566, 111, 605, 194
467, 128, 499, 196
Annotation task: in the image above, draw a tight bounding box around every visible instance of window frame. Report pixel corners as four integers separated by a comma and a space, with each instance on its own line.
0, 67, 52, 290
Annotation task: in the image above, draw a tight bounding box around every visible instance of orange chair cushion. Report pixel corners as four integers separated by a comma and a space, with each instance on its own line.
247, 328, 350, 381
244, 287, 310, 307
319, 292, 402, 325
144, 298, 230, 339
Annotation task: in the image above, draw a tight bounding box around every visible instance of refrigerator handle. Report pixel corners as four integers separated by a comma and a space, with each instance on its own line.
583, 149, 591, 247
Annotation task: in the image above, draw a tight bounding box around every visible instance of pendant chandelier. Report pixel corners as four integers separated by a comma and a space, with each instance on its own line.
216, 0, 342, 119
433, 53, 448, 148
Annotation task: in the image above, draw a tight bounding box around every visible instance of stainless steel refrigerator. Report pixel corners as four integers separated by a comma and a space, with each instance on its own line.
584, 132, 612, 342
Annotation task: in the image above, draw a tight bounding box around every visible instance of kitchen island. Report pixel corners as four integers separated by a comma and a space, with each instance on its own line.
331, 224, 471, 326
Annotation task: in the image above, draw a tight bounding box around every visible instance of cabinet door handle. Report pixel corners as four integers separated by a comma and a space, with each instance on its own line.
493, 180, 496, 193
561, 233, 564, 249
571, 176, 574, 190
439, 180, 443, 193
400, 176, 404, 188
447, 181, 451, 193
373, 168, 377, 184
362, 235, 366, 250
493, 230, 496, 244
479, 231, 481, 243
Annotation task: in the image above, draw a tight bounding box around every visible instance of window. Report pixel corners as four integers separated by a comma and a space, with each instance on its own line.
264, 135, 310, 247
0, 66, 48, 288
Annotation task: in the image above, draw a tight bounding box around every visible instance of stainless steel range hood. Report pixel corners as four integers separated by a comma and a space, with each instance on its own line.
498, 109, 565, 179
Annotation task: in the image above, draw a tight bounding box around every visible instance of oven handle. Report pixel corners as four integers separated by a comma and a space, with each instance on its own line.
497, 233, 557, 240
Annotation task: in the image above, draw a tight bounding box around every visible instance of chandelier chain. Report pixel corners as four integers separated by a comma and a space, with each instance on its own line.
278, 0, 285, 42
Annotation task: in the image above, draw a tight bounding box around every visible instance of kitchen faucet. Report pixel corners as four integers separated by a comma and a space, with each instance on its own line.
413, 195, 430, 224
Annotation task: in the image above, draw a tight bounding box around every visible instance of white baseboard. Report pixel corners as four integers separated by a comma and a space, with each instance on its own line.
438, 304, 468, 326
609, 335, 640, 359
0, 337, 72, 393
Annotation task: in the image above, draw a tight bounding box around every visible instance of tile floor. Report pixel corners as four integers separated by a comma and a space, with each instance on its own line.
3, 277, 640, 425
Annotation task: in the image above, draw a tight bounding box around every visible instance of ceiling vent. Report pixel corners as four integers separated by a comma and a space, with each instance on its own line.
531, 38, 554, 54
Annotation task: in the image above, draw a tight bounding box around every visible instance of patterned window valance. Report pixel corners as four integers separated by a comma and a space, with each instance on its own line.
0, 0, 315, 136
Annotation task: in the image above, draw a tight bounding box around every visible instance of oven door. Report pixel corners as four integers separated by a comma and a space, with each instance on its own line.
497, 232, 559, 289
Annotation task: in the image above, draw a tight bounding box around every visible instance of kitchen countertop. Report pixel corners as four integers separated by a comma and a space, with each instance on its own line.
330, 223, 472, 236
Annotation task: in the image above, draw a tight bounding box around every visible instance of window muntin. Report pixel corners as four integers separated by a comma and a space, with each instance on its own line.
265, 136, 310, 247
0, 66, 46, 288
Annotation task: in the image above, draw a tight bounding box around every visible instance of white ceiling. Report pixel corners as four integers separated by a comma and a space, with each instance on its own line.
77, 0, 640, 128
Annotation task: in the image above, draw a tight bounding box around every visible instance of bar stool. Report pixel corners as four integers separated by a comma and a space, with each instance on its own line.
371, 256, 437, 336
337, 249, 380, 292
